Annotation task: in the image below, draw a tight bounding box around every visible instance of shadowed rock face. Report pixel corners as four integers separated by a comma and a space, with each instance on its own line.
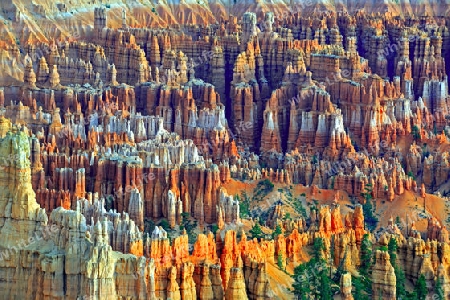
1, 1, 450, 299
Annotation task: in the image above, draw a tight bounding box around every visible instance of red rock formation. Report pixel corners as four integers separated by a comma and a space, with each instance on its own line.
3, 6, 450, 300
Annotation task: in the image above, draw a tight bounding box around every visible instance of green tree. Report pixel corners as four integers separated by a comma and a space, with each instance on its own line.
293, 199, 308, 218
407, 291, 418, 299
292, 238, 330, 299
395, 267, 406, 300
292, 263, 311, 300
412, 125, 421, 141
360, 234, 372, 278
180, 213, 197, 237
158, 219, 170, 231
435, 276, 445, 300
237, 193, 250, 218
313, 237, 326, 262
259, 179, 274, 193
312, 238, 333, 298
414, 274, 427, 300
249, 222, 264, 240
353, 277, 369, 300
388, 238, 406, 299
388, 238, 397, 266
272, 224, 282, 239
319, 270, 332, 300
181, 212, 190, 225
144, 219, 156, 235
361, 184, 378, 231
407, 171, 416, 180
378, 245, 388, 252
277, 252, 284, 270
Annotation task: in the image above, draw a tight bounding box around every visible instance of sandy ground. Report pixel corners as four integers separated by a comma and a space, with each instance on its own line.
224, 177, 449, 235
266, 261, 295, 300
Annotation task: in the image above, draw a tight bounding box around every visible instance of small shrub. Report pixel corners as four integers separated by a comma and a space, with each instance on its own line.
158, 219, 170, 231
238, 192, 250, 218
277, 252, 284, 269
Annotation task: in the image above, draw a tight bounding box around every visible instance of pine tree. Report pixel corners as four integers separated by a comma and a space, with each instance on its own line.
292, 263, 311, 299
360, 234, 372, 278
414, 274, 428, 300
277, 252, 284, 270
412, 125, 421, 141
272, 224, 282, 239
312, 237, 333, 298
159, 219, 170, 231
361, 184, 378, 230
387, 238, 397, 266
292, 238, 329, 299
313, 237, 326, 263
319, 270, 332, 300
435, 276, 445, 300
387, 237, 406, 299
408, 291, 418, 300
249, 222, 263, 240
395, 266, 406, 299
353, 277, 368, 300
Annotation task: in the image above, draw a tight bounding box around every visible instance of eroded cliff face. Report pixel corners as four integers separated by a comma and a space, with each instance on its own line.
4, 5, 449, 201
0, 126, 282, 299
1, 1, 450, 299
4, 123, 450, 299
